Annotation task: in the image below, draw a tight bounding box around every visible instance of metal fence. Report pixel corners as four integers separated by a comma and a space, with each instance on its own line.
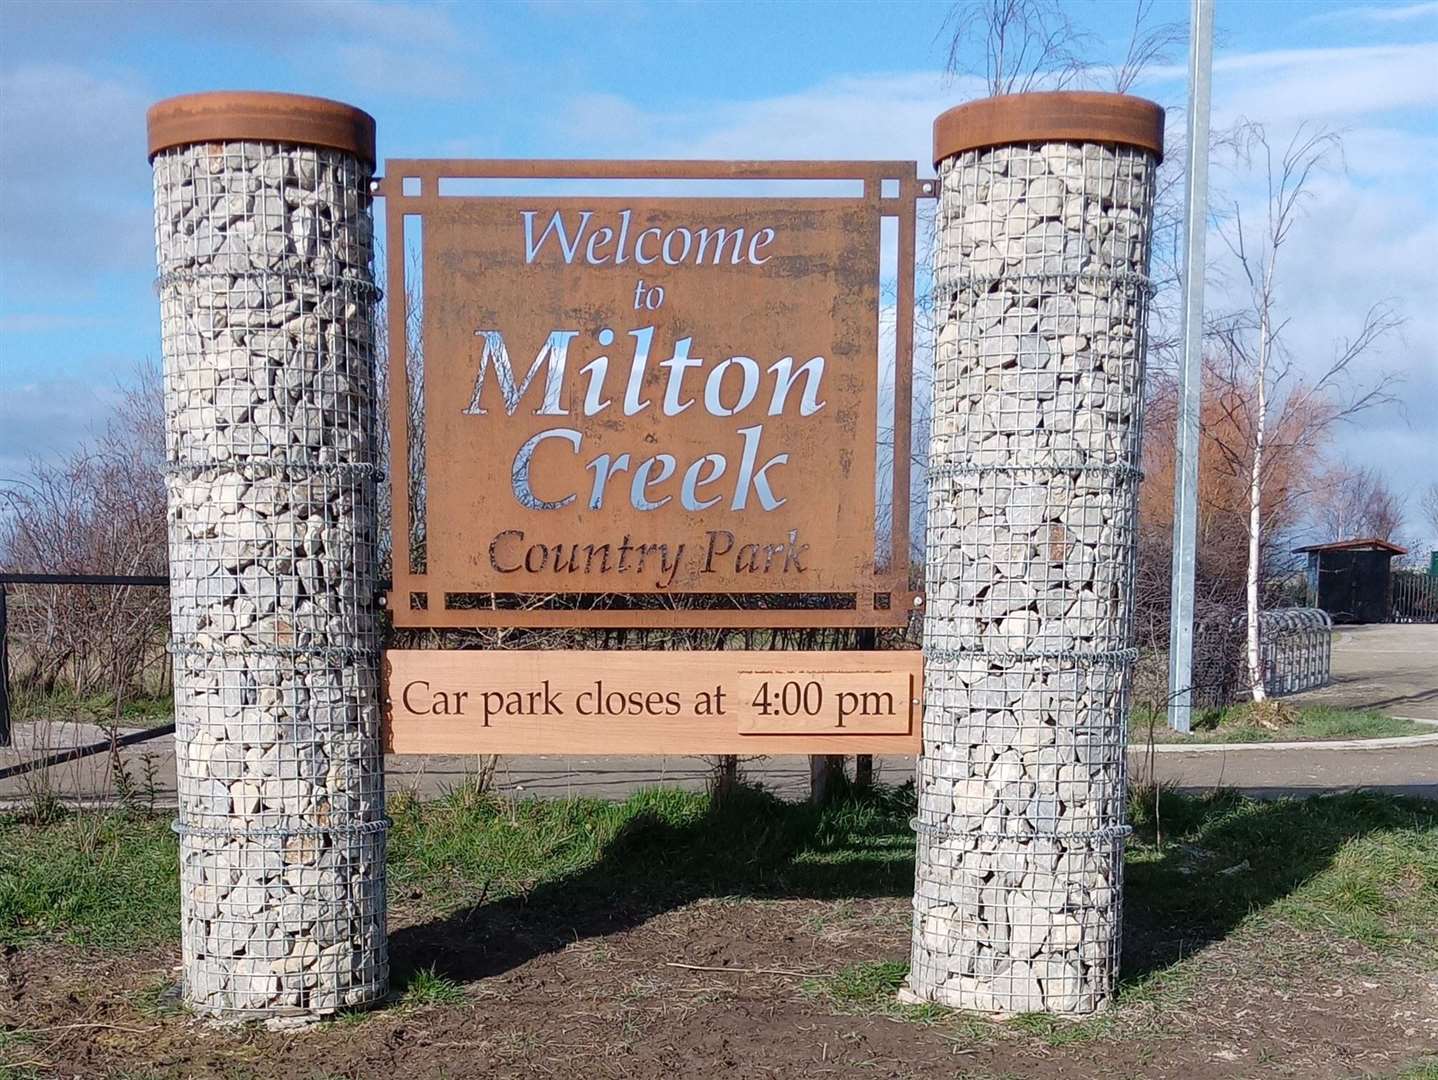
1391, 570, 1438, 624
1158, 605, 1331, 708
1256, 607, 1332, 697
0, 572, 170, 751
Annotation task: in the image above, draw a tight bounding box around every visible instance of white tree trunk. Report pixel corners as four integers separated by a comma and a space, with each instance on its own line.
1246, 303, 1271, 702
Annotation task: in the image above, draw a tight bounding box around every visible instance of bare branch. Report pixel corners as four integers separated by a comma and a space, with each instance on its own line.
1109, 0, 1186, 93
942, 0, 1091, 95
1419, 482, 1438, 546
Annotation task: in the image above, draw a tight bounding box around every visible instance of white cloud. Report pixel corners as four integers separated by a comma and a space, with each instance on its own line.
330, 41, 480, 100
295, 1, 483, 99
527, 60, 1437, 530
1336, 126, 1438, 180
0, 379, 120, 485
0, 64, 154, 279
2, 0, 479, 101
1141, 41, 1438, 125
290, 0, 459, 45
1309, 1, 1438, 23
1213, 43, 1438, 123
550, 71, 983, 167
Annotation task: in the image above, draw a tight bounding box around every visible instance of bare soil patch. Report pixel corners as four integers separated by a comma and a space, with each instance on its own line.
4, 787, 1437, 1078
3, 894, 1435, 1079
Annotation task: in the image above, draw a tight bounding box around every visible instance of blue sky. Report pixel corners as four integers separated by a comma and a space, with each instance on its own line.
2, 0, 1436, 538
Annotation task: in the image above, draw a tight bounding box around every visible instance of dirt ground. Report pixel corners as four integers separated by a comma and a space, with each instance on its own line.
4, 892, 1435, 1079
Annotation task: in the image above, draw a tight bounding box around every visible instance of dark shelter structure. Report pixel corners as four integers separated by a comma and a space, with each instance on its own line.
1294, 538, 1407, 624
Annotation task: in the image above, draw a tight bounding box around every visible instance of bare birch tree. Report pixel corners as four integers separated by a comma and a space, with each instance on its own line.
942, 0, 1090, 93
943, 0, 1182, 95
1217, 124, 1401, 700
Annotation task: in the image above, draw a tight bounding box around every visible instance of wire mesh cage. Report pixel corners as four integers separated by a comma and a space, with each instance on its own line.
912, 138, 1157, 1013
153, 139, 387, 1016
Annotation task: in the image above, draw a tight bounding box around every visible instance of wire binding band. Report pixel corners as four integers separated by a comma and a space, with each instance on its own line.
910, 816, 1134, 843
934, 268, 1155, 298
163, 459, 385, 481
922, 645, 1139, 665
168, 638, 380, 661
155, 268, 383, 302
928, 461, 1144, 482
173, 817, 391, 840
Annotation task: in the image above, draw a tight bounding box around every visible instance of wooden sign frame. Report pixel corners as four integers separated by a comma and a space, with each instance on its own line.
377, 159, 924, 629
383, 649, 923, 755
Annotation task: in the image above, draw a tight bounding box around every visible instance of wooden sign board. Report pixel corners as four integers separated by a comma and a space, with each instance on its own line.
380, 160, 920, 628
383, 650, 922, 755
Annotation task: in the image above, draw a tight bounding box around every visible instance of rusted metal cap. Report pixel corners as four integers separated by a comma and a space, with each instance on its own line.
933, 91, 1165, 166
147, 91, 376, 166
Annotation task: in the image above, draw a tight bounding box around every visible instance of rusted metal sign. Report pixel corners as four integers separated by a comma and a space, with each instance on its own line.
380, 161, 922, 627
383, 649, 923, 754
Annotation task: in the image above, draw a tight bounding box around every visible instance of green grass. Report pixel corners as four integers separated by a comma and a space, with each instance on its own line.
1126, 786, 1438, 954
1133, 704, 1430, 745
0, 811, 179, 947
386, 781, 917, 916
398, 964, 467, 1008
3, 785, 1435, 1023
802, 960, 974, 1028
806, 952, 1201, 1046
819, 958, 909, 1005
798, 787, 1437, 1041
11, 685, 173, 726
0, 1027, 42, 1080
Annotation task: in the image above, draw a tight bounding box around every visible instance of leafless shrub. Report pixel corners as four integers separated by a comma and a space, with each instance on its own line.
0, 364, 168, 703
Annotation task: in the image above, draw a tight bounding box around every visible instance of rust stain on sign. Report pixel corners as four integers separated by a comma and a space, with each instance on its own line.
380, 160, 921, 628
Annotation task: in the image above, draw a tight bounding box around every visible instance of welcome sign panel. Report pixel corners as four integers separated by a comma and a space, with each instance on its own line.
384, 161, 919, 627
425, 196, 876, 595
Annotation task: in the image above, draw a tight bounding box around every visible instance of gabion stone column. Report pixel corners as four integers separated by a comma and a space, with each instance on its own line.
908, 93, 1163, 1014
148, 92, 387, 1017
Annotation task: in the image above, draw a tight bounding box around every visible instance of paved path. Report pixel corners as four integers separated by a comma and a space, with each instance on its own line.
1285, 623, 1438, 719
389, 742, 1438, 801
4, 625, 1435, 807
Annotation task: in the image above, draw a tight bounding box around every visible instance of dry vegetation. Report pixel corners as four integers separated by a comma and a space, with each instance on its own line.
1, 366, 169, 705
